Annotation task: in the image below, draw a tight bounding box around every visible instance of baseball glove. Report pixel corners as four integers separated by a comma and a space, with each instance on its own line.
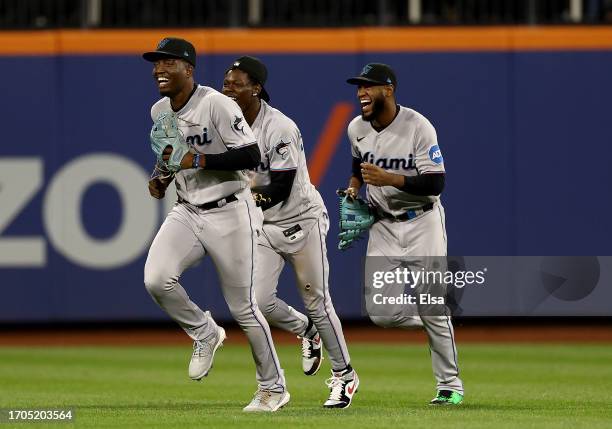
337, 189, 375, 250
150, 111, 190, 172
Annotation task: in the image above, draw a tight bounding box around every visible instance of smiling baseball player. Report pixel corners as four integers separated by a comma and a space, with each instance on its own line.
342, 63, 464, 405
142, 38, 289, 412
222, 56, 359, 409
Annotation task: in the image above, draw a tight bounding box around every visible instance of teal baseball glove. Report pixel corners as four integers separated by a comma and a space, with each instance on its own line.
150, 111, 190, 172
337, 189, 375, 250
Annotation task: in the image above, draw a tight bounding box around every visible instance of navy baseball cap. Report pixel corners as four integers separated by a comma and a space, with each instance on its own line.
228, 56, 270, 102
347, 63, 397, 87
143, 37, 197, 67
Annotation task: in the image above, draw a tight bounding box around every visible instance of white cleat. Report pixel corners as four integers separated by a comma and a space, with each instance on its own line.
323, 369, 359, 409
188, 326, 226, 381
243, 389, 291, 412
301, 331, 323, 376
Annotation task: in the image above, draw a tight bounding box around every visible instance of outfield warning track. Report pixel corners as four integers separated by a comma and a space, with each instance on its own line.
0, 325, 611, 346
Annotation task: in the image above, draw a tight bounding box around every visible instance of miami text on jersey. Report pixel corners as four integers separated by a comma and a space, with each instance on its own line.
361, 151, 415, 171
186, 128, 213, 146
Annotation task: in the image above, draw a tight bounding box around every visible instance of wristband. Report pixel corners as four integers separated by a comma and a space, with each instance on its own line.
192, 153, 201, 169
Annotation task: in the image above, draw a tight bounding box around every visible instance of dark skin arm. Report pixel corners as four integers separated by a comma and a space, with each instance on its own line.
360, 162, 404, 187
345, 175, 363, 199
360, 162, 445, 195
344, 156, 363, 198
148, 162, 175, 199
148, 174, 174, 199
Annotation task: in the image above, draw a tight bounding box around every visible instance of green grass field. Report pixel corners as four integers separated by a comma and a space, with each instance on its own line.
1, 343, 611, 428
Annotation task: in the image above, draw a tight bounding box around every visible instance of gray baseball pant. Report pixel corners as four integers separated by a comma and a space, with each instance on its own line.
365, 204, 463, 395
254, 213, 351, 371
144, 196, 286, 392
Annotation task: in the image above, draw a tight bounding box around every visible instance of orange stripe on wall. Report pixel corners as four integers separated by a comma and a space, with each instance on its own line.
1, 27, 612, 55
308, 102, 355, 187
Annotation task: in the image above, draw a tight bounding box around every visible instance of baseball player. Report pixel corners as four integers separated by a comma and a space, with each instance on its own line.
142, 38, 289, 412
221, 56, 359, 409
343, 63, 464, 405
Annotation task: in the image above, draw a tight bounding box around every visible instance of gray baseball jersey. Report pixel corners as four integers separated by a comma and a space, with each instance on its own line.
145, 85, 286, 392
348, 105, 463, 395
249, 100, 324, 227
348, 105, 445, 214
151, 85, 254, 205
249, 100, 351, 371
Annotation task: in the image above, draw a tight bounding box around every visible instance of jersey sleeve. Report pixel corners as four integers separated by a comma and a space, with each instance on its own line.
347, 118, 361, 158
210, 94, 257, 150
150, 102, 165, 122
267, 122, 300, 172
414, 119, 445, 174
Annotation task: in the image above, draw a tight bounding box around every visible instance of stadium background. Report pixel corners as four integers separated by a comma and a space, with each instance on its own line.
1, 25, 612, 321
0, 2, 611, 427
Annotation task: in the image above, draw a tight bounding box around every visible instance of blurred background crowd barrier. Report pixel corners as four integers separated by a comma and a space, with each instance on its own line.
1, 0, 612, 28
0, 1, 611, 323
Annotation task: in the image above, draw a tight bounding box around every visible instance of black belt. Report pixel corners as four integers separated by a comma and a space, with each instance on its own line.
378, 203, 435, 222
180, 194, 238, 210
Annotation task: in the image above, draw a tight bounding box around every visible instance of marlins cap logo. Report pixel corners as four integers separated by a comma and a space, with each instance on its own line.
157, 38, 170, 49
361, 64, 373, 75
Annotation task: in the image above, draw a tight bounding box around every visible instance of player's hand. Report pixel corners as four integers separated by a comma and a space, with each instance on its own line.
360, 162, 399, 186
336, 187, 359, 200
252, 192, 271, 207
162, 147, 200, 170
148, 177, 168, 199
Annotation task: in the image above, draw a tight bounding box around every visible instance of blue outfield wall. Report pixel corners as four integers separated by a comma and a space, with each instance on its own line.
0, 51, 611, 321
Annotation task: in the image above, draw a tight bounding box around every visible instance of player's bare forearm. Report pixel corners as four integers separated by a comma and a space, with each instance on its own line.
348, 175, 363, 190
148, 177, 172, 199
149, 162, 175, 199
346, 176, 363, 199
360, 162, 403, 187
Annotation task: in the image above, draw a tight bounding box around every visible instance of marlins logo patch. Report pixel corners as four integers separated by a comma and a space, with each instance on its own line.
233, 116, 245, 134
428, 145, 444, 164
275, 140, 290, 160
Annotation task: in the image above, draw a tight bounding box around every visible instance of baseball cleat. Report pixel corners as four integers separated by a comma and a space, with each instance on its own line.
429, 390, 463, 405
323, 369, 359, 409
188, 326, 226, 381
301, 331, 323, 376
243, 389, 290, 412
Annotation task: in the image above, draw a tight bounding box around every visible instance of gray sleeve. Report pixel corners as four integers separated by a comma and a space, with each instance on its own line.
210, 94, 257, 149
267, 122, 299, 172
414, 119, 445, 174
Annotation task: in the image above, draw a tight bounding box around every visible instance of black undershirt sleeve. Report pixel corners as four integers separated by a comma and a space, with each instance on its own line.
351, 156, 363, 182
354, 155, 444, 196
204, 143, 261, 170
251, 169, 297, 211
400, 173, 445, 196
